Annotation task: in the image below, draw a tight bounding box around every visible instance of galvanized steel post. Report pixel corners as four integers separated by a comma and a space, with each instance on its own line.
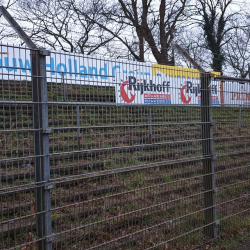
32, 49, 53, 250
148, 107, 152, 144
201, 73, 217, 239
77, 105, 81, 150
239, 105, 242, 135
0, 6, 53, 249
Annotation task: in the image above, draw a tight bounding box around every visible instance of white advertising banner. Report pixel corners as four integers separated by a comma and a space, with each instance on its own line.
0, 44, 224, 106
116, 64, 221, 105
0, 45, 151, 86
223, 82, 250, 106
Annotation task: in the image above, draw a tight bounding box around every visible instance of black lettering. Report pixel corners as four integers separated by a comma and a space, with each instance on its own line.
187, 81, 193, 94
150, 80, 157, 91
211, 85, 217, 94
193, 86, 198, 96
157, 84, 162, 92
130, 78, 171, 95
163, 81, 170, 92
128, 76, 137, 91
137, 80, 142, 94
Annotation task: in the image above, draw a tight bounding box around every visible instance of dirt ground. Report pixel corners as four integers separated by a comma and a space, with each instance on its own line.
237, 240, 250, 250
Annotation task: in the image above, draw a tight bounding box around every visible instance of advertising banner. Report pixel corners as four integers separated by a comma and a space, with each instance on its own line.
0, 44, 152, 86
223, 81, 250, 106
116, 64, 221, 105
0, 44, 232, 106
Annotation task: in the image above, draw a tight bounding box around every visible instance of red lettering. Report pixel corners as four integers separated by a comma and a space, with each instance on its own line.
232, 92, 236, 100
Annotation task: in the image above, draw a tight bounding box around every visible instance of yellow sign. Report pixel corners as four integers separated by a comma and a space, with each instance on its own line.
152, 64, 220, 79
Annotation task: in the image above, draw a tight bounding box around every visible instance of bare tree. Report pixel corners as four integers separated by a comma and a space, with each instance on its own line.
0, 0, 116, 54
73, 0, 189, 64
0, 0, 17, 11
0, 0, 19, 38
2, 0, 248, 76
176, 31, 212, 69
196, 0, 237, 73
226, 26, 250, 78
71, 0, 144, 61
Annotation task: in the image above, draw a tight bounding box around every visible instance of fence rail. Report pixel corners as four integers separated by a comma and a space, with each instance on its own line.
1, 41, 250, 250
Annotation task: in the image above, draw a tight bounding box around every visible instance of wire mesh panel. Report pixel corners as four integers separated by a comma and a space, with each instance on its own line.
1, 43, 250, 250
0, 45, 41, 249
44, 50, 209, 250
213, 80, 250, 243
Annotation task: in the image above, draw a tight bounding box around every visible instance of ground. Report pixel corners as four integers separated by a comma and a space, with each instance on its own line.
238, 239, 250, 250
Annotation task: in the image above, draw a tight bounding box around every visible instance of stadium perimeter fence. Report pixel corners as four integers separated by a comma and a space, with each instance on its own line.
0, 42, 250, 250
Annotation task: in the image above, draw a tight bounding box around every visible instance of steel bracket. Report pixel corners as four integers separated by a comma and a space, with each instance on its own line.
45, 234, 56, 242
44, 183, 55, 190
43, 128, 54, 134
39, 49, 51, 56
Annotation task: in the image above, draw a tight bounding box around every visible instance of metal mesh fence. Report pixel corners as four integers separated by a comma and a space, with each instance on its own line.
213, 91, 250, 245
0, 44, 250, 250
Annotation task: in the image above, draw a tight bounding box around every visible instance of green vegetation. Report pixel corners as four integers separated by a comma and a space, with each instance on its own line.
1, 80, 250, 249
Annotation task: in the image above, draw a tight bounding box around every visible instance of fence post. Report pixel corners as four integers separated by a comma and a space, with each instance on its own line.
0, 6, 53, 249
200, 73, 217, 239
239, 104, 242, 135
148, 107, 152, 144
62, 74, 67, 101
77, 105, 81, 150
32, 49, 53, 250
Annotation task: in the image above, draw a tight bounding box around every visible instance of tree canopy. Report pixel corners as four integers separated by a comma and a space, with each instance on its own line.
0, 0, 248, 76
